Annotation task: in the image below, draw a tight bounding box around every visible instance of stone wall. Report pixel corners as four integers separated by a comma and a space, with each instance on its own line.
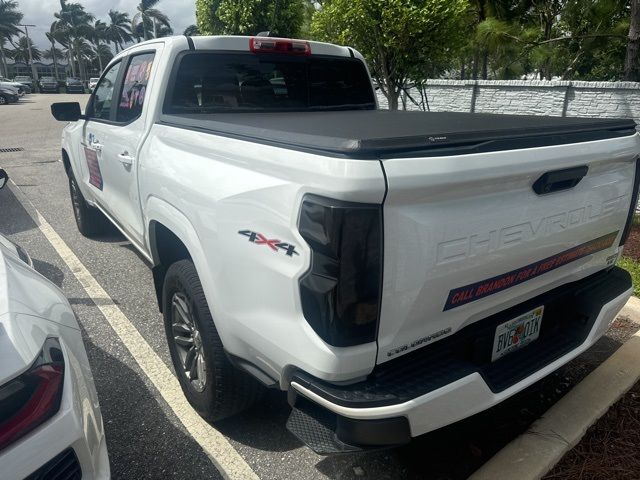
377, 80, 640, 124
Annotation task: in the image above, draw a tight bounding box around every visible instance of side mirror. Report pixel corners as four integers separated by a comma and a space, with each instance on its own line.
0, 169, 8, 189
51, 102, 83, 122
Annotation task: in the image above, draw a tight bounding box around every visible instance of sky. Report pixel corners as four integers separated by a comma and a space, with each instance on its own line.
16, 0, 196, 51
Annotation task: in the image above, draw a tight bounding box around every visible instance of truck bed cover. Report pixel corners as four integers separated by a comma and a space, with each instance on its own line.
159, 110, 637, 159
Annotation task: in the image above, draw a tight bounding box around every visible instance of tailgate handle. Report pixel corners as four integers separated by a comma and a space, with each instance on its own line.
532, 166, 588, 195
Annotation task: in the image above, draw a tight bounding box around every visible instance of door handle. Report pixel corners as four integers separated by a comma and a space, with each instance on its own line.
117, 152, 135, 166
532, 166, 588, 195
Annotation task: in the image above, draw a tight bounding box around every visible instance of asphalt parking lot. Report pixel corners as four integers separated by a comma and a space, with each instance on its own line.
0, 94, 636, 480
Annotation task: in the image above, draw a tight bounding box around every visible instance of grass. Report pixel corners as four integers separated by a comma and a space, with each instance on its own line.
618, 256, 640, 297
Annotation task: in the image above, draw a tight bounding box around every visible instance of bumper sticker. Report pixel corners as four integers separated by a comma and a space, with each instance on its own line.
444, 231, 619, 311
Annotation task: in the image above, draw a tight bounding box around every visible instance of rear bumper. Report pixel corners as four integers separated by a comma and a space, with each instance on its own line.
287, 267, 632, 453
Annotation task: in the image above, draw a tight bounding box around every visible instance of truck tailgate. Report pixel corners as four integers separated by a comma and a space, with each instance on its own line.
377, 133, 640, 364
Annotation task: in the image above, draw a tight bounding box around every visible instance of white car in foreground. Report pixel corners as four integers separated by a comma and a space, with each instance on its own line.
0, 170, 110, 478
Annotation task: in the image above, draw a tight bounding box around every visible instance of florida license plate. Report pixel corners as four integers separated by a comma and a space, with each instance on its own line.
491, 306, 544, 361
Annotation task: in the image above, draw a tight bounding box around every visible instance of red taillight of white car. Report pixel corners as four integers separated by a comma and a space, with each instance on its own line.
0, 338, 64, 452
249, 37, 311, 55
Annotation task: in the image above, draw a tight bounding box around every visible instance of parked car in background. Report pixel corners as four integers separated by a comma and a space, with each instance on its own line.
88, 77, 99, 92
39, 77, 59, 93
65, 78, 85, 93
0, 85, 19, 104
0, 77, 29, 95
0, 169, 111, 479
13, 75, 35, 92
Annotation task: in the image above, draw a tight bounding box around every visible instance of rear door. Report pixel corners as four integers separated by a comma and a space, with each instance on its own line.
377, 134, 640, 364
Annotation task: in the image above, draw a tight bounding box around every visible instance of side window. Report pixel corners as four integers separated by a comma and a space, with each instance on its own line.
91, 61, 122, 120
117, 53, 155, 123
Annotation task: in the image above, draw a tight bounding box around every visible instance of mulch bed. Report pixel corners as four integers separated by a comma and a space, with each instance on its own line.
542, 314, 640, 480
544, 381, 640, 480
623, 224, 640, 262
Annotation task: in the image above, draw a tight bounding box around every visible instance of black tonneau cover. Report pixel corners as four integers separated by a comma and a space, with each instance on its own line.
159, 110, 636, 159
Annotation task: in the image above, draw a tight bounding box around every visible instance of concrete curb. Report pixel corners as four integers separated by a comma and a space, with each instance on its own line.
469, 297, 640, 480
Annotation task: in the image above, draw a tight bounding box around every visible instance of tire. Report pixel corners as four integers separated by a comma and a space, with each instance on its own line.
0, 95, 6, 105
163, 259, 263, 422
68, 173, 107, 237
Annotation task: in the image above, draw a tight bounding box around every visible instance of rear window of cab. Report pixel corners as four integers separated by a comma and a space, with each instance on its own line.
164, 52, 376, 114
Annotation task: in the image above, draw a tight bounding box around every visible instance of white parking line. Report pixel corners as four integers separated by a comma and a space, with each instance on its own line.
11, 182, 259, 480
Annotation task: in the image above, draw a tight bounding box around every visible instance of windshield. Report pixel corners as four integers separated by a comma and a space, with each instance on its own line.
15, 77, 30, 81
165, 52, 375, 113
67, 78, 81, 84
41, 77, 55, 82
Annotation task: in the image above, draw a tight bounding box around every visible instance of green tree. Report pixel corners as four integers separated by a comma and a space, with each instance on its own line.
43, 44, 64, 79
311, 0, 469, 109
476, 0, 628, 80
45, 23, 62, 79
134, 0, 171, 41
9, 36, 41, 63
0, 0, 23, 78
196, 0, 306, 37
625, 0, 640, 80
155, 23, 174, 38
54, 0, 94, 80
184, 24, 201, 35
91, 43, 113, 73
105, 10, 133, 53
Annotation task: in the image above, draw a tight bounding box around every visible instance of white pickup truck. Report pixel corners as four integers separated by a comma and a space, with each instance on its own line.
51, 35, 640, 453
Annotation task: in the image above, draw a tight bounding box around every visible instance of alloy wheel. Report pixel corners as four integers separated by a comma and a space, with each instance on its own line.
171, 292, 207, 392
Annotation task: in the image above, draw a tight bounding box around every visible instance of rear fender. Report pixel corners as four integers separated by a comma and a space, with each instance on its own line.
144, 196, 233, 346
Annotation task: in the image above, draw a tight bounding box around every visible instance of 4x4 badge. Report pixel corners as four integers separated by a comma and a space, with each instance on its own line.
238, 230, 299, 257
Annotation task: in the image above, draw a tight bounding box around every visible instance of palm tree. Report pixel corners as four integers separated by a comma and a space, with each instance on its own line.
131, 16, 142, 43
54, 0, 94, 81
133, 0, 170, 41
105, 10, 132, 53
45, 23, 62, 80
155, 24, 173, 38
43, 45, 64, 61
93, 44, 113, 71
43, 44, 64, 78
89, 20, 107, 72
0, 0, 23, 78
183, 24, 200, 36
9, 36, 41, 63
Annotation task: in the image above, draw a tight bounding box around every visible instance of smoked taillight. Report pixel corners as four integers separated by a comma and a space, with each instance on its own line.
249, 37, 311, 56
621, 158, 640, 246
0, 338, 64, 452
298, 195, 382, 347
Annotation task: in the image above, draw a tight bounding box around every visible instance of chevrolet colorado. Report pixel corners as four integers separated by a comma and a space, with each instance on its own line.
51, 35, 640, 453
